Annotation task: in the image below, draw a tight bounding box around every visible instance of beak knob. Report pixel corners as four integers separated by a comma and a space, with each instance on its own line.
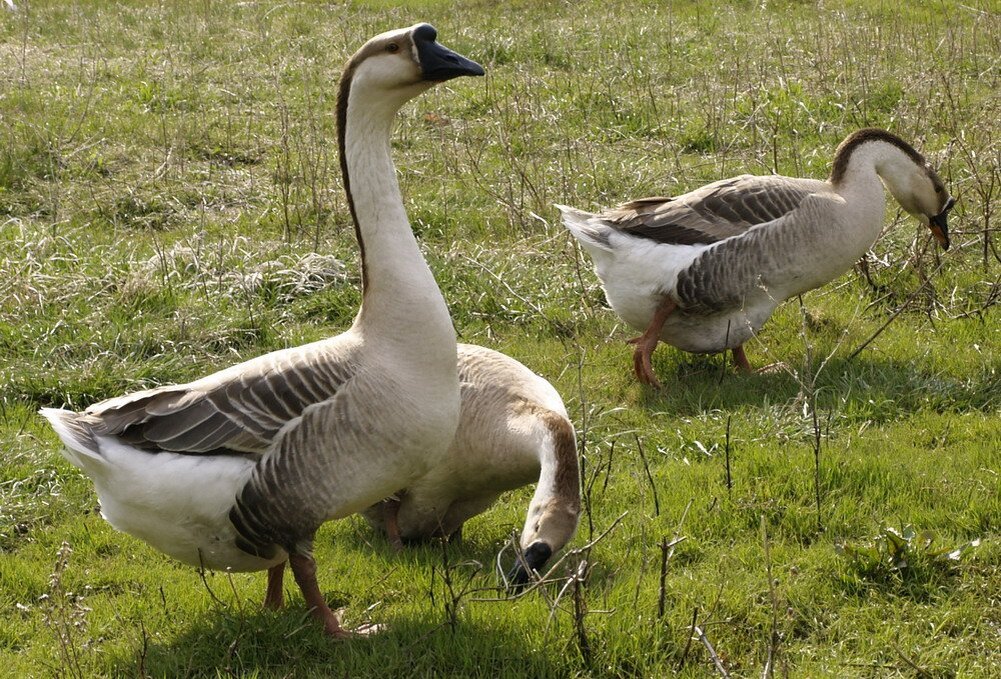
506, 542, 553, 592
413, 24, 485, 81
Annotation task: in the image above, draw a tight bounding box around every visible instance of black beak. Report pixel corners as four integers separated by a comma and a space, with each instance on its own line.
506, 542, 552, 592
929, 197, 955, 251
412, 24, 485, 82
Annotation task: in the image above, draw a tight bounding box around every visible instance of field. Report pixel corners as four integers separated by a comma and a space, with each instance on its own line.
1, 0, 999, 676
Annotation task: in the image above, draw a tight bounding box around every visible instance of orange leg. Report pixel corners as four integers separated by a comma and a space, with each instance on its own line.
627, 297, 677, 388
732, 345, 753, 373
382, 498, 405, 552
289, 553, 349, 639
263, 561, 286, 610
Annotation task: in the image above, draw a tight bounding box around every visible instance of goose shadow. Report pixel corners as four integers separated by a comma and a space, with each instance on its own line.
635, 352, 992, 418
106, 586, 568, 677
342, 515, 624, 603
342, 516, 535, 583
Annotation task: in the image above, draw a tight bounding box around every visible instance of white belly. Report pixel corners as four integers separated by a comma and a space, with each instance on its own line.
92, 439, 287, 572
609, 286, 777, 354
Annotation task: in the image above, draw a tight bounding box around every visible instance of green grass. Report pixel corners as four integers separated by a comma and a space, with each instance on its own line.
2, 0, 999, 676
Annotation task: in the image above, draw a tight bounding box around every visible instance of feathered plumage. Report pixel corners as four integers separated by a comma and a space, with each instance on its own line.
559, 128, 954, 387
40, 24, 484, 638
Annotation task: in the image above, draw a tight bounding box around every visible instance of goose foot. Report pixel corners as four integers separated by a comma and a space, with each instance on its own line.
628, 335, 662, 389
263, 561, 286, 609
627, 296, 677, 388
381, 498, 404, 552
732, 346, 753, 373
289, 553, 352, 639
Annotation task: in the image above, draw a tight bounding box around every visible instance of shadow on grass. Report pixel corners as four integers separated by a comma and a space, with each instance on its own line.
636, 352, 996, 418
832, 557, 960, 605
109, 599, 568, 678
99, 524, 575, 677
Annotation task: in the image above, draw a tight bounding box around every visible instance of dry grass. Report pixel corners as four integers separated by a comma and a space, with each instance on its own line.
1, 1, 998, 676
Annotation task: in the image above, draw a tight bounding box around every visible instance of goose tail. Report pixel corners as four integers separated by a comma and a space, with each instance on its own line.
555, 204, 615, 254
39, 408, 104, 471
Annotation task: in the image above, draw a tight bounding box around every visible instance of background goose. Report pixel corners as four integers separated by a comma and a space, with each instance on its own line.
39, 24, 483, 639
358, 344, 580, 588
558, 128, 955, 388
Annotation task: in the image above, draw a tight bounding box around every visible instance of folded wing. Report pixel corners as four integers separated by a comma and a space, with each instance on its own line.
600, 175, 814, 245
82, 344, 358, 456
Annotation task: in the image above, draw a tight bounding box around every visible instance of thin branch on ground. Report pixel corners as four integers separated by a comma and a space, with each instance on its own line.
633, 433, 660, 517
694, 624, 730, 678
482, 512, 628, 601
658, 499, 692, 618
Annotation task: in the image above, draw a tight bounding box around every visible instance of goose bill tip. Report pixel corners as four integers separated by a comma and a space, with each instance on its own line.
506, 541, 553, 592
929, 223, 950, 250
414, 29, 484, 81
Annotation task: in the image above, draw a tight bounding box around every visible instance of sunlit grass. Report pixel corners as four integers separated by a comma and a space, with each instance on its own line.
1, 0, 998, 676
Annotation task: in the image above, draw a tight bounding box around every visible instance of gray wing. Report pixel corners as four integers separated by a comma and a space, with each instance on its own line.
82, 343, 357, 455
600, 175, 814, 245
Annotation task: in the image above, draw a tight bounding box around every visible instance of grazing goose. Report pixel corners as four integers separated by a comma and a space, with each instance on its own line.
39, 24, 483, 638
358, 344, 580, 587
558, 128, 955, 387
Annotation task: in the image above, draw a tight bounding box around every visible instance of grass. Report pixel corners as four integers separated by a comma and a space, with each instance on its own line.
1, 0, 999, 676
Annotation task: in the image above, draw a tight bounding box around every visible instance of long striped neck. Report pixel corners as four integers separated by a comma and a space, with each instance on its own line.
521, 412, 581, 552
829, 129, 928, 216
829, 140, 889, 221
337, 72, 456, 352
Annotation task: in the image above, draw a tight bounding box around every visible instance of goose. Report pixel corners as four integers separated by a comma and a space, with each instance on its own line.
38, 24, 483, 639
358, 344, 580, 588
558, 128, 955, 387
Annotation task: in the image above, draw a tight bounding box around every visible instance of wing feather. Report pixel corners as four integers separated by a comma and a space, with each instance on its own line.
599, 176, 815, 245
82, 343, 357, 456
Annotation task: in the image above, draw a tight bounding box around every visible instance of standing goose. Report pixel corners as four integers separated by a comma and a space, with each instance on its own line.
558, 128, 955, 388
358, 344, 580, 588
39, 24, 483, 638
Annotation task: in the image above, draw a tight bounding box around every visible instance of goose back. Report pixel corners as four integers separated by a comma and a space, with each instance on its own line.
360, 344, 580, 553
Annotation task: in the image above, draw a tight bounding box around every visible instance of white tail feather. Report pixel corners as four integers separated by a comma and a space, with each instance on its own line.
555, 204, 615, 254
38, 408, 104, 469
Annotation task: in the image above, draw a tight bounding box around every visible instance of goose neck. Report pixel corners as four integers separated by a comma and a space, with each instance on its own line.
830, 142, 890, 214
340, 89, 454, 347
523, 414, 580, 547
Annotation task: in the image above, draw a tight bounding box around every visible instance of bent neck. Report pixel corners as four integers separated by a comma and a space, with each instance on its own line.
522, 413, 580, 550
830, 131, 926, 205
829, 140, 906, 224
338, 81, 455, 347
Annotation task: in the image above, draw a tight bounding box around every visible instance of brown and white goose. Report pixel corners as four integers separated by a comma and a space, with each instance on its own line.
558, 128, 955, 387
359, 344, 580, 587
39, 24, 483, 638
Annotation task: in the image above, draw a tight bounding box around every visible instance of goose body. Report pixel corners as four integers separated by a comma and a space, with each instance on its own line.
360, 344, 580, 584
559, 129, 954, 386
39, 24, 484, 637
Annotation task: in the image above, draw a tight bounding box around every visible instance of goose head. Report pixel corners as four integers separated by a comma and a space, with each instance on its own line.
834, 129, 955, 251
879, 156, 955, 250
508, 498, 580, 591
341, 23, 484, 111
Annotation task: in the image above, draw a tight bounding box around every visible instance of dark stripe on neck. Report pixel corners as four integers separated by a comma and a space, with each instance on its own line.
543, 411, 581, 509
336, 54, 368, 294
830, 128, 927, 185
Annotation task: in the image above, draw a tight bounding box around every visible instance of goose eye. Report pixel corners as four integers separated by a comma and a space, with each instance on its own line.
386, 43, 399, 54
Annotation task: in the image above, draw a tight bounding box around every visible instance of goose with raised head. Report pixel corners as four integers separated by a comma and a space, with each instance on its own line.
558, 128, 955, 388
39, 24, 483, 638
358, 344, 580, 588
